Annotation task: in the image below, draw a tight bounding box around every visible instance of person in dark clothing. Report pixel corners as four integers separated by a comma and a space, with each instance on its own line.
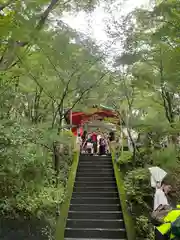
109, 131, 115, 142
82, 131, 87, 144
86, 137, 93, 154
81, 131, 87, 153
155, 229, 169, 240
99, 137, 106, 155
91, 132, 98, 154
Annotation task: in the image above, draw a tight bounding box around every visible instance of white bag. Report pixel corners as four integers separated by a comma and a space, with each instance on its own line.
148, 166, 167, 188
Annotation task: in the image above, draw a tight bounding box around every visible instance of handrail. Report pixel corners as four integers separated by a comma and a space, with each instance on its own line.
111, 144, 136, 240
56, 150, 79, 240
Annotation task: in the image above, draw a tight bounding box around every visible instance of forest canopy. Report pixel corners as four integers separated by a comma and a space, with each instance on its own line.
0, 0, 109, 238
1, 0, 180, 239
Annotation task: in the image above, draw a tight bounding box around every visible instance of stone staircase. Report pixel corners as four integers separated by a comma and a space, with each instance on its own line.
64, 155, 127, 240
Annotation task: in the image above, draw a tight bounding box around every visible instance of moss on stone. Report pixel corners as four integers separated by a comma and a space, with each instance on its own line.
55, 151, 79, 240
111, 151, 136, 240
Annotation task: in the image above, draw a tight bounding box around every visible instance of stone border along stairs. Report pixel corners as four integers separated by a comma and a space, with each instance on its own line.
64, 154, 127, 240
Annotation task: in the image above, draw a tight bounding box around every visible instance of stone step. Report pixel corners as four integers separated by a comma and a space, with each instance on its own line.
78, 162, 112, 167
79, 159, 112, 163
77, 168, 113, 174
65, 238, 126, 240
79, 156, 112, 161
75, 172, 114, 178
69, 204, 121, 212
66, 219, 125, 229
79, 161, 112, 166
72, 191, 119, 198
74, 181, 116, 188
68, 211, 123, 220
75, 176, 116, 182
73, 187, 117, 193
65, 228, 126, 239
71, 197, 120, 205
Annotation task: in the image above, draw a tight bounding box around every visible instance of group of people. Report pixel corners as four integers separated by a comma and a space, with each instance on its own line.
152, 175, 180, 240
77, 130, 115, 155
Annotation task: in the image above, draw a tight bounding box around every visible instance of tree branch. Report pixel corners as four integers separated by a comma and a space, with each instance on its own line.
36, 0, 71, 30
62, 71, 110, 123
0, 0, 15, 11
17, 55, 57, 104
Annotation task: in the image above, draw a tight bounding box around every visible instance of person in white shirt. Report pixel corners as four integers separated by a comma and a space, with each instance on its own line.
154, 178, 172, 240
154, 180, 172, 211
76, 133, 82, 152
154, 188, 169, 211
97, 132, 102, 154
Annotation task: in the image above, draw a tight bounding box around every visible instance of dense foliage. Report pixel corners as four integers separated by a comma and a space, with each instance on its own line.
0, 0, 110, 238
104, 0, 180, 239
1, 0, 180, 239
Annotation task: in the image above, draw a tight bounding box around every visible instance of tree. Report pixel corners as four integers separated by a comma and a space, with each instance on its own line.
104, 0, 180, 239
0, 0, 100, 70
0, 0, 109, 238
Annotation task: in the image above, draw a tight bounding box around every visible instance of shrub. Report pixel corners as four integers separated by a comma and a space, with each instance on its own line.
117, 150, 133, 165
124, 167, 154, 240
0, 120, 74, 224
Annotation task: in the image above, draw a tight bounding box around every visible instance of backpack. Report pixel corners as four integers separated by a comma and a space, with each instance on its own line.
171, 216, 180, 237
151, 204, 172, 225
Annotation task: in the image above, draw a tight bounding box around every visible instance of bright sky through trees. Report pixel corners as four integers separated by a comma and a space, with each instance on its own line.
62, 0, 149, 45
62, 0, 149, 64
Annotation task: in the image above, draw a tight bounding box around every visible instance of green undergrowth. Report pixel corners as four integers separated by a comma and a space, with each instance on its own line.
56, 151, 79, 240
0, 120, 75, 239
117, 145, 180, 240
111, 151, 136, 240
117, 149, 154, 240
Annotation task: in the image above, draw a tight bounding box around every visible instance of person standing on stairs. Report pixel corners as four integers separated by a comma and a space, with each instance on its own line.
152, 177, 178, 240
76, 133, 82, 152
81, 130, 87, 153
99, 134, 106, 155
104, 133, 109, 154
97, 131, 101, 154
109, 131, 115, 141
108, 131, 115, 152
81, 130, 87, 146
85, 138, 93, 154
91, 131, 98, 155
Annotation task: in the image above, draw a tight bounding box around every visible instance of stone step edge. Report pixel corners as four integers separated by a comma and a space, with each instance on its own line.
65, 228, 126, 231
69, 211, 122, 213
67, 219, 123, 222
65, 238, 126, 240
